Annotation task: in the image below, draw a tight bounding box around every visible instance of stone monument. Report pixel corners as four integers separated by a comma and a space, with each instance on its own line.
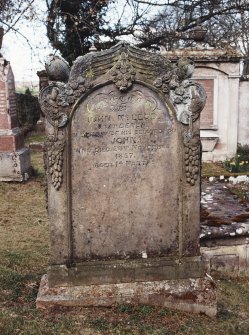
0, 56, 31, 181
37, 43, 217, 316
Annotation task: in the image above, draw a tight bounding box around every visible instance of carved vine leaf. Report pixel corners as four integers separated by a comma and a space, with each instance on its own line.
110, 52, 136, 91
184, 133, 201, 186
45, 137, 65, 190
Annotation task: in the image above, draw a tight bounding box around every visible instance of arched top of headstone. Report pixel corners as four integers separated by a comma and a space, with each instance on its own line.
40, 42, 206, 128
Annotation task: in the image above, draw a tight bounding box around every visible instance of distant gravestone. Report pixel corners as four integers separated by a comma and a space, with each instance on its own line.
0, 58, 31, 181
37, 43, 217, 316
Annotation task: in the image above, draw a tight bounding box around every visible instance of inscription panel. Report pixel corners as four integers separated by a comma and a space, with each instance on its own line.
71, 84, 181, 261
7, 72, 17, 119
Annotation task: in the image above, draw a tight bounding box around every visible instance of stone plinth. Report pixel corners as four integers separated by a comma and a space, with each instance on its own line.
37, 43, 217, 316
0, 58, 31, 181
37, 274, 217, 317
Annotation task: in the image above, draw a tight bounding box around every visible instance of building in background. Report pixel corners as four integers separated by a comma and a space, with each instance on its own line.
163, 46, 248, 162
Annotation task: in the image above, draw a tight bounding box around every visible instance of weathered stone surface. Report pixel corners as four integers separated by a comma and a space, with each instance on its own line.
38, 42, 215, 315
0, 58, 31, 181
71, 84, 179, 261
48, 257, 206, 287
0, 147, 31, 181
37, 274, 217, 317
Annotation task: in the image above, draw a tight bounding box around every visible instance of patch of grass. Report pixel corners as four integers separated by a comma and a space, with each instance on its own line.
138, 305, 155, 315
89, 316, 112, 331
118, 304, 133, 313
25, 134, 46, 144
202, 162, 249, 177
30, 152, 45, 178
202, 162, 229, 177
0, 266, 23, 290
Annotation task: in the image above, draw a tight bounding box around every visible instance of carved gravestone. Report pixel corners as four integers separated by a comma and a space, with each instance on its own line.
0, 58, 31, 181
37, 43, 217, 316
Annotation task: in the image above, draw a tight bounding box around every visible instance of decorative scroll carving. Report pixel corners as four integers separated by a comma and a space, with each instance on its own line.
39, 84, 68, 128
110, 52, 136, 91
44, 136, 65, 190
184, 132, 201, 186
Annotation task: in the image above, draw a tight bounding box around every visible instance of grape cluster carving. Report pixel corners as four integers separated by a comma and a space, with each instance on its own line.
47, 140, 65, 190
184, 145, 200, 185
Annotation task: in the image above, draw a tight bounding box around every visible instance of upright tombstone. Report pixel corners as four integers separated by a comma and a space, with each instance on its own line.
37, 43, 217, 316
0, 58, 31, 181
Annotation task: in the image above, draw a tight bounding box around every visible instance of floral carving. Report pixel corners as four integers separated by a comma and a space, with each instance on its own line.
57, 77, 88, 107
153, 72, 172, 94
111, 52, 136, 91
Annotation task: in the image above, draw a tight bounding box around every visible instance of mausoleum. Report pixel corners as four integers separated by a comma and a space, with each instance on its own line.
163, 46, 249, 161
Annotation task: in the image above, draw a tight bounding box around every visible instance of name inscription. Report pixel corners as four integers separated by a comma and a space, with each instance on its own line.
72, 89, 174, 169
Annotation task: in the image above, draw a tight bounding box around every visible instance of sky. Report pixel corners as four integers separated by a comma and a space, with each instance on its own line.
1, 0, 54, 85
0, 0, 160, 86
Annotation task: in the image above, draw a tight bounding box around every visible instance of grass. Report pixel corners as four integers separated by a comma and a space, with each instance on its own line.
0, 150, 249, 334
202, 162, 249, 177
25, 134, 46, 144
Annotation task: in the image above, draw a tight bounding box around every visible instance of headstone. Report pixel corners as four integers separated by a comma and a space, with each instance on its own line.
37, 43, 217, 316
0, 58, 31, 181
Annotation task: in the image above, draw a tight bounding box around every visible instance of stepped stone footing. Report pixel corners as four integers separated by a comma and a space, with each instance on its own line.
37, 274, 217, 317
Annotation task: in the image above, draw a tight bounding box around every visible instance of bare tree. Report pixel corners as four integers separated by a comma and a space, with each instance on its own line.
0, 0, 37, 47
133, 0, 249, 54
1, 0, 249, 63
44, 0, 249, 62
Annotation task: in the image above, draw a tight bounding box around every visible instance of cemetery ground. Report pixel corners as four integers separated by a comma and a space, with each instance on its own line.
0, 144, 249, 334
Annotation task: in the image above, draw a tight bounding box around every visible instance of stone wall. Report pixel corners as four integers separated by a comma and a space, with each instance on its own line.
201, 237, 249, 276
238, 80, 249, 146
198, 79, 214, 128
194, 63, 240, 162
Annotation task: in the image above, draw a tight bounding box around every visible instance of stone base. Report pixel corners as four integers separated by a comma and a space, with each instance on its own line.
36, 274, 217, 317
201, 237, 249, 276
0, 147, 32, 181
